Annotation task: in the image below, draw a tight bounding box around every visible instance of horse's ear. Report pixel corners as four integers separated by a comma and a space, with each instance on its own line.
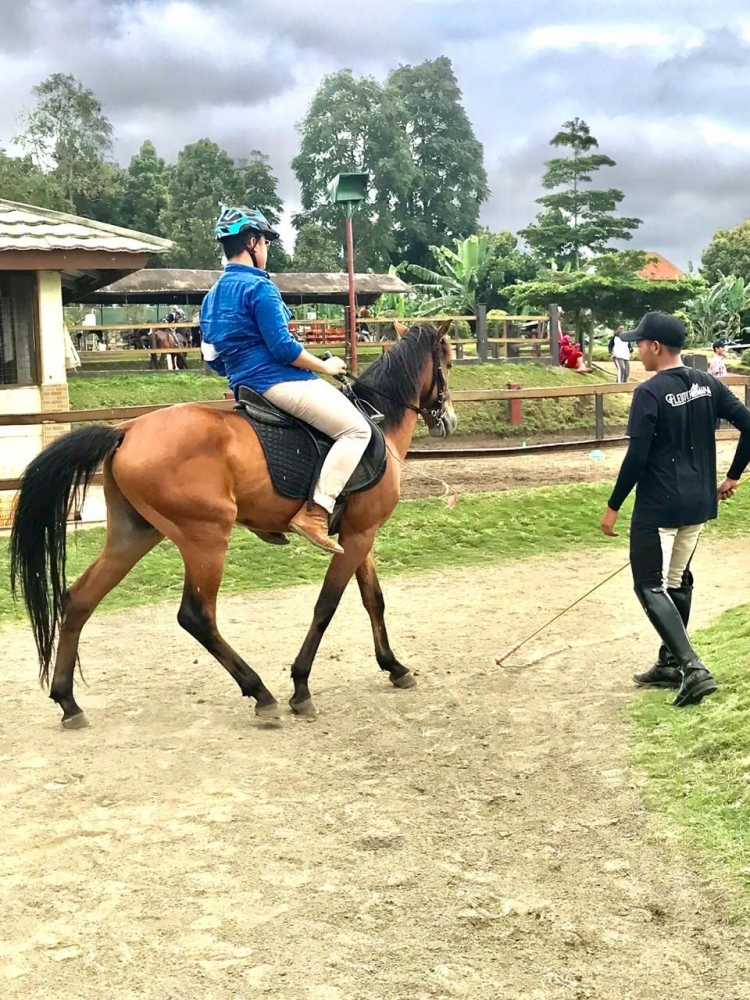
437, 320, 452, 340
394, 320, 408, 339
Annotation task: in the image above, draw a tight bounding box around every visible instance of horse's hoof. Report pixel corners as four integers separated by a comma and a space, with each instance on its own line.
390, 671, 417, 689
61, 712, 90, 730
255, 702, 282, 720
290, 697, 318, 719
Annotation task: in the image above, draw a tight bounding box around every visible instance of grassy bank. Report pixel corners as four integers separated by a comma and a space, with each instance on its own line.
2, 479, 749, 629
629, 605, 750, 916
69, 364, 627, 439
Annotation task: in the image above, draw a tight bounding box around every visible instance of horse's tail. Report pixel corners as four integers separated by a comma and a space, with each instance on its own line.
9, 425, 125, 687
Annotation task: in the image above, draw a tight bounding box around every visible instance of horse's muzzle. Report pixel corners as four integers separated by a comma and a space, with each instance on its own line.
428, 407, 458, 438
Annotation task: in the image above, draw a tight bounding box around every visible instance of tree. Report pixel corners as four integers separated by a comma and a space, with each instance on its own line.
386, 56, 489, 268
238, 151, 290, 271
15, 73, 114, 212
119, 141, 170, 237
0, 149, 66, 209
475, 229, 539, 311
160, 139, 243, 268
403, 234, 493, 314
292, 69, 415, 270
701, 221, 750, 285
292, 223, 341, 272
520, 118, 642, 267
506, 253, 702, 330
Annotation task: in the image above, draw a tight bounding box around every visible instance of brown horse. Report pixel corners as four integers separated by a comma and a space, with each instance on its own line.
10, 324, 456, 729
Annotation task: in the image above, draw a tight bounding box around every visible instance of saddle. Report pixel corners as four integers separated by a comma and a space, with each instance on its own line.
234, 385, 387, 535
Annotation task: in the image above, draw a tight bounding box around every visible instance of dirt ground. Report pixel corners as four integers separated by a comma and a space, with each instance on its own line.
3, 536, 750, 999
400, 439, 742, 500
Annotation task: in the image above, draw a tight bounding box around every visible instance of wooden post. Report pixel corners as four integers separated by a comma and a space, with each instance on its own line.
549, 303, 561, 362
345, 215, 358, 373
476, 303, 488, 363
595, 392, 605, 440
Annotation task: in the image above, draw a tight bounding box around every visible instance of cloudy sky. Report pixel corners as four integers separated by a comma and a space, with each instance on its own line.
1, 0, 748, 268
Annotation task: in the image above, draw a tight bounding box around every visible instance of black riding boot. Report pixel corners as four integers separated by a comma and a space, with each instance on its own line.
634, 578, 693, 690
634, 585, 717, 707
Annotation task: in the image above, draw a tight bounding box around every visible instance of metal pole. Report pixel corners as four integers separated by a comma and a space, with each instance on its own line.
345, 212, 358, 373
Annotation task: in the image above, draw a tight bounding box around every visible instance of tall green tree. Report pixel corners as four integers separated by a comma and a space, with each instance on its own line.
701, 221, 750, 285
520, 118, 641, 267
238, 150, 290, 270
119, 140, 170, 237
386, 56, 489, 268
292, 69, 415, 270
292, 223, 341, 272
160, 139, 242, 268
15, 73, 114, 212
0, 149, 66, 209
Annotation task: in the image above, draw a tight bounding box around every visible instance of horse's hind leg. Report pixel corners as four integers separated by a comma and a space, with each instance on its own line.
175, 525, 281, 719
50, 486, 162, 728
355, 552, 415, 689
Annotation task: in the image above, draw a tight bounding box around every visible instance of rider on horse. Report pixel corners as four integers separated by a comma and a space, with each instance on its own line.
200, 206, 372, 556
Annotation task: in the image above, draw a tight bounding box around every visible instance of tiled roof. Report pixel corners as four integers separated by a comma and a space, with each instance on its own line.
637, 252, 685, 281
0, 199, 173, 254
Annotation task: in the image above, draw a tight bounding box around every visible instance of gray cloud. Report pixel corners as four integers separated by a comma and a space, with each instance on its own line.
1, 0, 750, 265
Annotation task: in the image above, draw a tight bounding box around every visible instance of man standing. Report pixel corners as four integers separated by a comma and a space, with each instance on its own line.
709, 339, 728, 378
610, 325, 632, 383
600, 312, 750, 707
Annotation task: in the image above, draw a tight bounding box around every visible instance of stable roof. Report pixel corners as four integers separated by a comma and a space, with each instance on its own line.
78, 267, 413, 307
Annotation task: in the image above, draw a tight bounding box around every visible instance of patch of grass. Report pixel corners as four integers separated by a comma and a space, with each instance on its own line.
70, 363, 626, 440
629, 604, 750, 916
69, 373, 228, 409
2, 479, 749, 629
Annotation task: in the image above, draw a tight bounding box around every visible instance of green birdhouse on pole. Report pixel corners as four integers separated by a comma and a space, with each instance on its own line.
326, 171, 369, 372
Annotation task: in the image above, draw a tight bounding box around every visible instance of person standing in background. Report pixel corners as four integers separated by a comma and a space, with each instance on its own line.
610, 326, 632, 383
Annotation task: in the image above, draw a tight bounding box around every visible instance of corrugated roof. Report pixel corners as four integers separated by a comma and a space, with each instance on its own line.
637, 252, 685, 281
0, 199, 173, 254
80, 268, 413, 306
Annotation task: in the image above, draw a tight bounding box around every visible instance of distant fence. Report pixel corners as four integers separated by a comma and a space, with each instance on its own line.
2, 374, 748, 493
69, 306, 562, 372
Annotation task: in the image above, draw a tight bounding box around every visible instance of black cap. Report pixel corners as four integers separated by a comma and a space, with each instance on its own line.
620, 312, 686, 348
713, 339, 728, 351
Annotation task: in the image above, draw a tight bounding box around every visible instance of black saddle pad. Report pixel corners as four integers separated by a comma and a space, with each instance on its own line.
234, 385, 387, 504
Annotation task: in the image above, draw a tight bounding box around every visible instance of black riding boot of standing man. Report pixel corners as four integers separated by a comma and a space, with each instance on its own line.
634, 570, 693, 689
634, 584, 717, 707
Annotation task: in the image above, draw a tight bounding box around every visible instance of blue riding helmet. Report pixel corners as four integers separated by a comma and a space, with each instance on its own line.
214, 206, 280, 243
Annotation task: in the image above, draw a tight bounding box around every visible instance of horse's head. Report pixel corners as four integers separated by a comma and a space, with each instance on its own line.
416, 321, 458, 438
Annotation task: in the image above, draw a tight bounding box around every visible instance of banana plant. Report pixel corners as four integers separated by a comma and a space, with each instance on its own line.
684, 273, 750, 343
401, 234, 492, 315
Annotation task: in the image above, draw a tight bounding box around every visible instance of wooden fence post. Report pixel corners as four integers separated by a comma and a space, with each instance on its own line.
548, 303, 561, 363
595, 392, 605, 440
476, 303, 488, 363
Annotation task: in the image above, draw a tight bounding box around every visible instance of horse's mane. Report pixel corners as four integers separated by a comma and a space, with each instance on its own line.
354, 323, 439, 431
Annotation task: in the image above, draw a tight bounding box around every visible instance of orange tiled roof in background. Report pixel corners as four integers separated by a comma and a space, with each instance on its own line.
637, 252, 685, 281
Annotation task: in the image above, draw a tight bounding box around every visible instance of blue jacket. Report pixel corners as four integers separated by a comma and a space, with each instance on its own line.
200, 263, 316, 394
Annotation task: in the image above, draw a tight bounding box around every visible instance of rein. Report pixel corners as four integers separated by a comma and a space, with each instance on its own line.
325, 344, 449, 422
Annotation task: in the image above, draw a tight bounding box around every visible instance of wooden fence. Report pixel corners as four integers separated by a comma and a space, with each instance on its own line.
2, 375, 748, 493
68, 306, 560, 370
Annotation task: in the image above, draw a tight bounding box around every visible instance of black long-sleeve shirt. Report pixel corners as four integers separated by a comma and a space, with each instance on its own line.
608, 367, 750, 527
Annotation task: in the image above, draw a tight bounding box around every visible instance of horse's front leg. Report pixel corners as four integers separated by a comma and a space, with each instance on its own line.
290, 530, 374, 717
355, 551, 416, 689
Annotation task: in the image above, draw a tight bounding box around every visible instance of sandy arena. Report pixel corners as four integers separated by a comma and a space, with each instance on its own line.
2, 515, 750, 997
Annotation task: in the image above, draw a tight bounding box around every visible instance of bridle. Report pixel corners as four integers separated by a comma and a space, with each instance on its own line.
334, 338, 451, 426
